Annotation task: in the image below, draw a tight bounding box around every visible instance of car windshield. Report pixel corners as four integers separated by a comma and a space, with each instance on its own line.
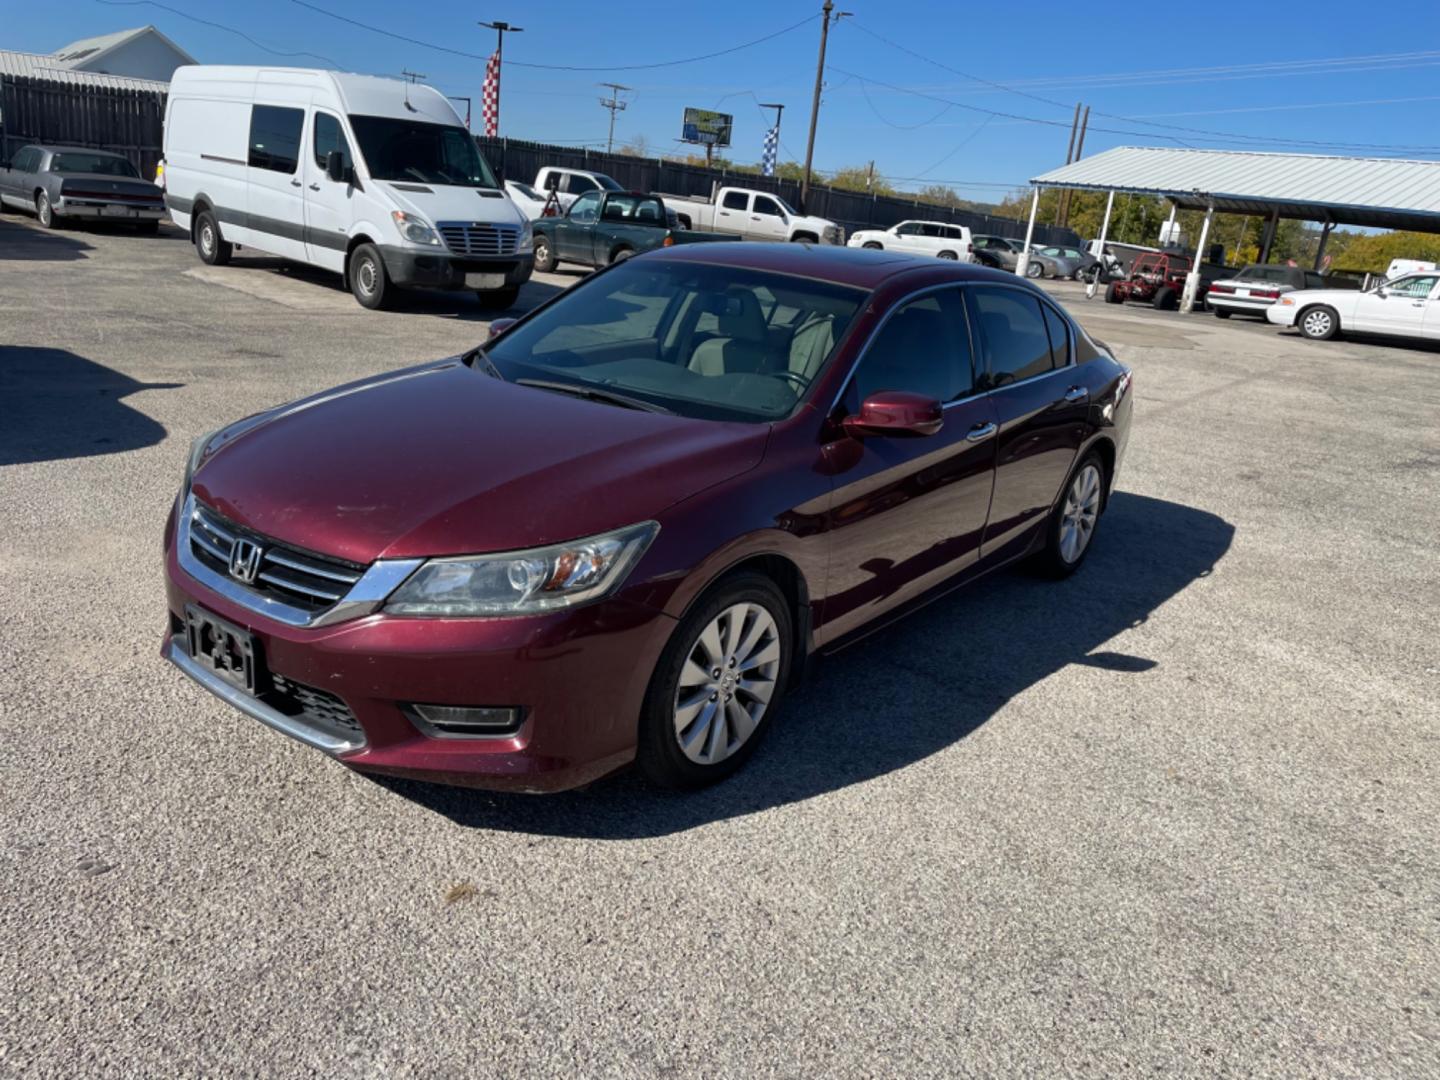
485, 261, 864, 422
49, 153, 138, 177
348, 115, 498, 187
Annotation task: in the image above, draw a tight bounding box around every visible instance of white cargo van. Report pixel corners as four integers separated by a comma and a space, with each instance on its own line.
163, 66, 533, 309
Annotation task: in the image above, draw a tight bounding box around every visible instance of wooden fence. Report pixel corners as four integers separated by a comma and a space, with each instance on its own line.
0, 74, 165, 177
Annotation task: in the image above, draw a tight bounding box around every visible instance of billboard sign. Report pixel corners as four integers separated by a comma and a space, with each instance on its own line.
682, 107, 733, 148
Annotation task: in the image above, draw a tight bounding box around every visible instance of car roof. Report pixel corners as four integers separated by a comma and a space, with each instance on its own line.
645, 242, 1029, 291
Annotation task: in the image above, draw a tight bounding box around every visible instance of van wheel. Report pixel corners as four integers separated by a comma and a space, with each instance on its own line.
638, 572, 792, 789
476, 285, 520, 311
194, 210, 231, 265
349, 243, 390, 309
532, 235, 556, 273
36, 191, 59, 229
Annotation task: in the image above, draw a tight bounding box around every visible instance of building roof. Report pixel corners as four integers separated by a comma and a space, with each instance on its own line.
1032, 146, 1440, 232
0, 49, 169, 92
51, 25, 196, 70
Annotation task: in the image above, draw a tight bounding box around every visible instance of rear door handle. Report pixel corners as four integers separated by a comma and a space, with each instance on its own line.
1063, 386, 1089, 403
966, 422, 997, 443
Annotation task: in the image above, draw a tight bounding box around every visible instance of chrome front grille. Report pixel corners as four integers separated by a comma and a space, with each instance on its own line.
436, 222, 521, 257
188, 502, 364, 615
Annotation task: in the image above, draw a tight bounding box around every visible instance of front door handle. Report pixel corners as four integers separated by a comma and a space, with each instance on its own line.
308, 182, 321, 191
966, 422, 997, 443
1063, 385, 1089, 403
290, 178, 302, 187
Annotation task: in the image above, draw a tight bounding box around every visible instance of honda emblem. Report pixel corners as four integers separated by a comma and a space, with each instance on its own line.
229, 539, 263, 584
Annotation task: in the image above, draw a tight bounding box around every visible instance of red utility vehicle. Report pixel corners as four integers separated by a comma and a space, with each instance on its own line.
1104, 252, 1206, 311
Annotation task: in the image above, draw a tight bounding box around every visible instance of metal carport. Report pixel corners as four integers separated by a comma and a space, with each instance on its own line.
1016, 146, 1440, 312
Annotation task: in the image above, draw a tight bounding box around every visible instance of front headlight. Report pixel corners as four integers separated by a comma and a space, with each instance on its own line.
384, 521, 659, 616
392, 211, 440, 246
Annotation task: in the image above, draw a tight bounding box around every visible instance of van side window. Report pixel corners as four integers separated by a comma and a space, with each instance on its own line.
313, 113, 353, 174
249, 105, 304, 174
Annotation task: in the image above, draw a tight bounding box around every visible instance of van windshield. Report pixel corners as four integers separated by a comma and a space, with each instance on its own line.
348, 116, 499, 188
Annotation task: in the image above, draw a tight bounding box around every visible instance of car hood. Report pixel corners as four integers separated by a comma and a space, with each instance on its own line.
191, 361, 770, 564
793, 214, 837, 234
376, 180, 526, 229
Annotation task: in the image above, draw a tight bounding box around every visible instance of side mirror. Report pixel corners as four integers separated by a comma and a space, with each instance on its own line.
843, 391, 943, 439
1375, 287, 1388, 298
487, 317, 518, 340
326, 150, 346, 183
544, 173, 560, 191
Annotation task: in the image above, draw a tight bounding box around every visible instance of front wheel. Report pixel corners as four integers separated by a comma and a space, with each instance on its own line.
348, 242, 391, 310
1025, 260, 1044, 278
1298, 305, 1339, 341
1036, 452, 1106, 578
638, 573, 792, 789
532, 235, 557, 273
476, 285, 520, 311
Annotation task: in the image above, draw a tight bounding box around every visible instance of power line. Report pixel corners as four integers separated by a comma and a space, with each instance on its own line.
95, 0, 341, 66
291, 0, 815, 72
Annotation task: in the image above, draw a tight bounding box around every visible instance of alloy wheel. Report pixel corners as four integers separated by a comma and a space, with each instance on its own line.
673, 602, 781, 766
1059, 464, 1102, 564
1302, 309, 1332, 337
37, 194, 51, 226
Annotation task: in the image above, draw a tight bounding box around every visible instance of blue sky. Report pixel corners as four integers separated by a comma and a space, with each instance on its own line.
12, 0, 1440, 199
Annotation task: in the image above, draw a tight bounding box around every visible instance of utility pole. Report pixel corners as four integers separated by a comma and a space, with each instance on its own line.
478, 20, 524, 135
599, 83, 630, 153
1060, 104, 1090, 229
1057, 103, 1080, 226
801, 0, 849, 209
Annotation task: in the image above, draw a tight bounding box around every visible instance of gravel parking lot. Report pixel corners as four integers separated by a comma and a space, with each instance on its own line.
2, 215, 1437, 1078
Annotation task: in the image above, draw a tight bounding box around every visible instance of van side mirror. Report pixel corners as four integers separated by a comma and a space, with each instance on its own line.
326, 150, 347, 183
843, 391, 944, 438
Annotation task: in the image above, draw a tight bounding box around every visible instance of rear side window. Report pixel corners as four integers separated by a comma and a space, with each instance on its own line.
850, 289, 974, 404
970, 286, 1055, 387
1040, 302, 1071, 369
249, 105, 304, 173
722, 190, 749, 211
312, 112, 353, 173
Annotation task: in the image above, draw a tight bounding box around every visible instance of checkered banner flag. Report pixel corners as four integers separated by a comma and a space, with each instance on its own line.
481, 50, 501, 136
761, 125, 779, 177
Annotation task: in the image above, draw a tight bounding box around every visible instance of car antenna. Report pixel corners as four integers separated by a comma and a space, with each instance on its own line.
400, 69, 426, 112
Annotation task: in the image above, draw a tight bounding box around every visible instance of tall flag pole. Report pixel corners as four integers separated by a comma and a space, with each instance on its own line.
759, 102, 785, 177
477, 20, 524, 137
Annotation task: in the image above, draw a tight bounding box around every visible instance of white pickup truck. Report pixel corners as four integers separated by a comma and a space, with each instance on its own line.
662, 185, 842, 244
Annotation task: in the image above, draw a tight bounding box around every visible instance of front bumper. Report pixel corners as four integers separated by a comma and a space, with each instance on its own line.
162, 515, 676, 792
57, 198, 164, 220
378, 245, 534, 291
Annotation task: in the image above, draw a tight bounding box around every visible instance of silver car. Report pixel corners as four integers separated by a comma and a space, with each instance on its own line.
0, 144, 165, 232
1028, 244, 1101, 280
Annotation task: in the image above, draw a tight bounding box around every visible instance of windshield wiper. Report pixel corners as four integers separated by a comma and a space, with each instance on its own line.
515, 378, 672, 414
463, 345, 505, 381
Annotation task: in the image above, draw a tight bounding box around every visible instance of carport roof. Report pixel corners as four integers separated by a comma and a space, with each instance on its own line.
1031, 146, 1440, 232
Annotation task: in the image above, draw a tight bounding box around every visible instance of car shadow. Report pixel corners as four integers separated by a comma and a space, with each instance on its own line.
375, 492, 1234, 839
0, 216, 94, 261
0, 347, 181, 465
230, 255, 568, 319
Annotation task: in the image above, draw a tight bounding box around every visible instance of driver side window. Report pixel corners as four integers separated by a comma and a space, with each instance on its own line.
894, 222, 919, 236
569, 190, 601, 224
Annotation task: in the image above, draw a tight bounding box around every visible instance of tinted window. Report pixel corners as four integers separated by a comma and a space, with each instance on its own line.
722, 190, 749, 211
313, 112, 353, 173
971, 287, 1054, 386
49, 152, 138, 177
1388, 275, 1438, 298
569, 190, 601, 223
753, 196, 783, 218
248, 105, 304, 173
566, 173, 597, 195
1041, 302, 1071, 369
348, 115, 497, 187
852, 290, 974, 404
894, 222, 919, 236
600, 194, 664, 223
1304, 272, 1325, 289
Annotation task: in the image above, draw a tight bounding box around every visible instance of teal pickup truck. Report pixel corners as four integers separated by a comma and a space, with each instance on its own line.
531, 190, 732, 272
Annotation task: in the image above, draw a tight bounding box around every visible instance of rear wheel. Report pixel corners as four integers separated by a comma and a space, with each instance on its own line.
348, 242, 390, 310
1036, 451, 1106, 578
35, 191, 59, 229
1104, 282, 1124, 304
194, 209, 232, 265
1152, 286, 1178, 311
609, 246, 633, 265
638, 573, 792, 789
937, 250, 958, 260
532, 235, 557, 273
476, 285, 520, 311
1213, 307, 1231, 319
1298, 305, 1339, 341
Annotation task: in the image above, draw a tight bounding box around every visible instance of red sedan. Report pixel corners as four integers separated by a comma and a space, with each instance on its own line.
163, 244, 1133, 792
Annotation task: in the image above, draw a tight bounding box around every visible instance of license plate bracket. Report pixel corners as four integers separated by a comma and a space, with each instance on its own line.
184, 604, 261, 695
465, 272, 506, 290
101, 205, 136, 218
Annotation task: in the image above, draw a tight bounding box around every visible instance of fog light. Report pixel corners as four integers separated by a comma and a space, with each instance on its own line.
406, 703, 523, 738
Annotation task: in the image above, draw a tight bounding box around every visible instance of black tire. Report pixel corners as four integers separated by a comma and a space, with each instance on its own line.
609, 246, 633, 265
637, 572, 793, 790
348, 242, 390, 309
1213, 307, 1231, 319
791, 232, 818, 244
937, 250, 958, 260
1035, 450, 1107, 579
194, 209, 232, 266
532, 234, 557, 273
1104, 282, 1124, 304
862, 241, 883, 250
135, 219, 161, 236
476, 285, 521, 311
1152, 286, 1178, 311
1297, 304, 1340, 341
35, 191, 59, 229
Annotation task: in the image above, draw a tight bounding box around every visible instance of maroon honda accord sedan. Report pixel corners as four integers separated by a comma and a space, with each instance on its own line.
163, 243, 1133, 791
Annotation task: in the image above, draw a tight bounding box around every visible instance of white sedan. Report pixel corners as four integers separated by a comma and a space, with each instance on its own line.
1267, 272, 1440, 341
847, 220, 973, 261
